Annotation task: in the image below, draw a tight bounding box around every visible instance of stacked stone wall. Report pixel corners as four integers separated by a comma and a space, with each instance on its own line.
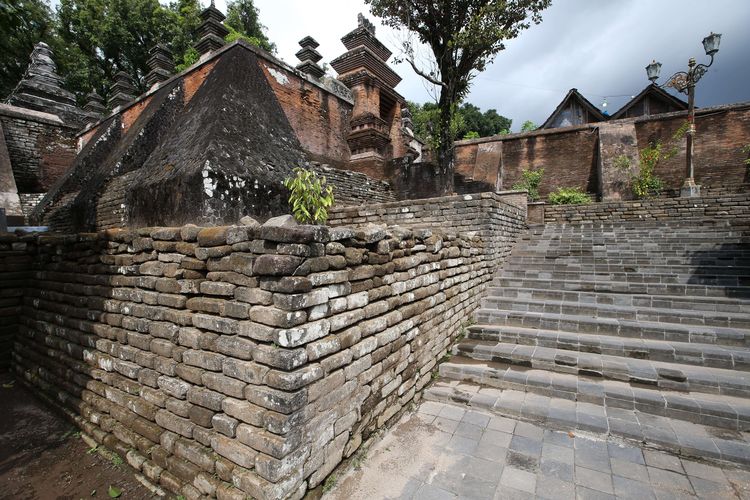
543, 192, 750, 224
4, 193, 526, 499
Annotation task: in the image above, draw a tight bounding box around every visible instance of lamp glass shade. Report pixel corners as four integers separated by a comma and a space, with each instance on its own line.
646, 61, 662, 82
702, 32, 721, 56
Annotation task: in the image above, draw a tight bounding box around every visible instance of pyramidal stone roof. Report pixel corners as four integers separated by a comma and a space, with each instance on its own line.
6, 42, 89, 127
33, 44, 311, 231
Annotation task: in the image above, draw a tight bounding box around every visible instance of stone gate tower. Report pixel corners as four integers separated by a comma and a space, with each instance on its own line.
331, 14, 415, 178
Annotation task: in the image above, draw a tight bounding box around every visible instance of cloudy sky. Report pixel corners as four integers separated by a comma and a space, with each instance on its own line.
51, 0, 750, 131
230, 0, 749, 131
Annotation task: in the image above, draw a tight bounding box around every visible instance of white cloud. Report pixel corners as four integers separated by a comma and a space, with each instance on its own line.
61, 0, 750, 131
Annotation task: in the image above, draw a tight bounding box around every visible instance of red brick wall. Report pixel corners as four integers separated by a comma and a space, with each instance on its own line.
453, 103, 750, 200
455, 127, 599, 198
259, 62, 352, 167
635, 105, 750, 189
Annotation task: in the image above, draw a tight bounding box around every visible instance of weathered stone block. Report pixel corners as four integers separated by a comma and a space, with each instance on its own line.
212, 413, 239, 437
210, 434, 257, 469
214, 336, 254, 360
245, 385, 307, 414
187, 386, 225, 411
222, 358, 268, 384
253, 254, 304, 276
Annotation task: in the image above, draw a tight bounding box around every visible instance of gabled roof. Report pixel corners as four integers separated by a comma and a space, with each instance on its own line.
611, 83, 687, 120
541, 88, 606, 129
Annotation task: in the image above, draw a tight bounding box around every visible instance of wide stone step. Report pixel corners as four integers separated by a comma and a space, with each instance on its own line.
502, 262, 750, 276
424, 380, 750, 465
508, 255, 750, 267
511, 245, 750, 257
498, 269, 750, 286
481, 296, 750, 329
473, 309, 750, 347
438, 355, 750, 431
493, 276, 750, 298
466, 324, 750, 371
453, 340, 750, 398
486, 286, 750, 312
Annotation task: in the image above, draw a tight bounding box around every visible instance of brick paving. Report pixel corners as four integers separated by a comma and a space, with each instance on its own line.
325, 401, 750, 500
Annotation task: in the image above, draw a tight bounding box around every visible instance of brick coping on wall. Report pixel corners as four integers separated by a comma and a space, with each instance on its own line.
2, 194, 527, 499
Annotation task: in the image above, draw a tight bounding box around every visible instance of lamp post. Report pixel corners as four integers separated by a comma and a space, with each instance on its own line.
646, 32, 721, 197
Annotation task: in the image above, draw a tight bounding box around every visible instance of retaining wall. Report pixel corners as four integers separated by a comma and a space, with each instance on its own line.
543, 192, 750, 224
3, 193, 526, 499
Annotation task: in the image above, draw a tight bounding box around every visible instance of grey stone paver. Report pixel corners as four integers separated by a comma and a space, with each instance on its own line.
325, 401, 750, 500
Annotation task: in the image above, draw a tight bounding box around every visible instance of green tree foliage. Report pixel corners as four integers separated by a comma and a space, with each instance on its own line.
2, 0, 274, 104
548, 187, 592, 205
459, 103, 512, 137
56, 0, 179, 100
520, 120, 538, 132
366, 0, 550, 175
512, 168, 544, 201
283, 168, 335, 225
166, 0, 202, 71
0, 0, 56, 99
407, 101, 511, 145
225, 0, 275, 53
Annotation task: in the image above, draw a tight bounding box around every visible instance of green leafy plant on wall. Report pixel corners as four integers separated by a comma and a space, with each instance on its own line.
282, 167, 334, 224
632, 142, 666, 198
631, 121, 689, 199
548, 187, 592, 205
512, 168, 544, 201
742, 144, 750, 166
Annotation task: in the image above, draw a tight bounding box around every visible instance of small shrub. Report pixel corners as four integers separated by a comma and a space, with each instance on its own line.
613, 154, 632, 171
742, 144, 750, 166
632, 142, 666, 198
548, 187, 592, 205
631, 121, 689, 199
463, 130, 480, 139
512, 168, 544, 201
282, 167, 334, 224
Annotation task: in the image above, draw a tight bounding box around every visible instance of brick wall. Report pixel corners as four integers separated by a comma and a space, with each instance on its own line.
5, 195, 527, 499
19, 193, 47, 221
452, 102, 750, 201
543, 192, 750, 224
310, 163, 395, 206
454, 126, 599, 197
0, 111, 77, 193
634, 103, 750, 190
0, 234, 32, 371
258, 53, 353, 168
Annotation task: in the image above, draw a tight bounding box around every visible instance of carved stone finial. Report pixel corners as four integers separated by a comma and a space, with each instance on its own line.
357, 13, 376, 35
6, 42, 88, 127
82, 90, 106, 123
107, 71, 137, 109
195, 2, 229, 55
295, 36, 325, 79
145, 44, 175, 87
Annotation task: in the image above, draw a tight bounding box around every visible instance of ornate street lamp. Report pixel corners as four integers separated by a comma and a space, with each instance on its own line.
646, 32, 721, 197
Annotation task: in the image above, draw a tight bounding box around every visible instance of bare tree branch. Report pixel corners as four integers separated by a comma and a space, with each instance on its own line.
404, 56, 446, 88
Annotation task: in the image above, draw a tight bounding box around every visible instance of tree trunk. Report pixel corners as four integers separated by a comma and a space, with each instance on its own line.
437, 90, 455, 195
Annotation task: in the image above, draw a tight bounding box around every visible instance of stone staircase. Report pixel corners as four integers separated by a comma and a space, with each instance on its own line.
426, 218, 750, 464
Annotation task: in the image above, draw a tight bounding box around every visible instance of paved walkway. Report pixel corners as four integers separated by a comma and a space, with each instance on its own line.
325, 401, 750, 500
